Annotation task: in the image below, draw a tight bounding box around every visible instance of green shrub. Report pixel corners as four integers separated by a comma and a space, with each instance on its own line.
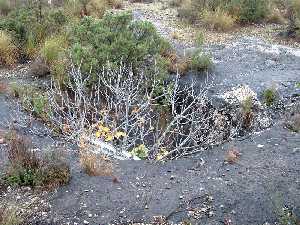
201, 8, 236, 31
70, 12, 171, 83
9, 83, 49, 120
190, 51, 213, 71
263, 88, 277, 106
237, 0, 269, 23
0, 8, 36, 47
0, 30, 18, 67
0, 7, 68, 59
6, 167, 42, 187
241, 96, 254, 128
41, 35, 68, 65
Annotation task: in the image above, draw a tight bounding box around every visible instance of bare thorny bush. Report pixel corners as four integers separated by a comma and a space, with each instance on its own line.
47, 63, 242, 160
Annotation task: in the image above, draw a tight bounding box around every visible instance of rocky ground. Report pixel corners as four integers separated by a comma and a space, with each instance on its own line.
0, 1, 300, 225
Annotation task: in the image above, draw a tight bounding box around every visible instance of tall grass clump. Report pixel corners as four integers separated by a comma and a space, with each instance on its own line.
41, 35, 68, 86
0, 30, 18, 67
201, 8, 236, 31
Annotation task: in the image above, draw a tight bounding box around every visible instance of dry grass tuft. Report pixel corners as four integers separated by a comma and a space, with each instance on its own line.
86, 0, 109, 18
225, 147, 241, 164
267, 8, 286, 24
7, 131, 39, 169
4, 131, 70, 189
80, 149, 113, 176
0, 205, 23, 225
0, 31, 19, 67
201, 8, 236, 32
171, 31, 180, 40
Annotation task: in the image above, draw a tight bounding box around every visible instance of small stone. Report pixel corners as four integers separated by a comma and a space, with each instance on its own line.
293, 148, 300, 153
145, 205, 149, 209
88, 214, 92, 218
83, 220, 89, 224
179, 195, 184, 199
257, 144, 264, 148
170, 175, 175, 180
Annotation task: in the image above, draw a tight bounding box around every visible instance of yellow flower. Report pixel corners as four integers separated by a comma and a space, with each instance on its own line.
115, 131, 126, 139
100, 126, 110, 133
95, 131, 101, 138
105, 134, 113, 142
156, 148, 169, 161
102, 127, 110, 133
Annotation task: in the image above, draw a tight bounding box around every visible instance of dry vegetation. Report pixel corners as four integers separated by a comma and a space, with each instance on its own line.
173, 0, 300, 36
2, 131, 70, 189
0, 31, 18, 67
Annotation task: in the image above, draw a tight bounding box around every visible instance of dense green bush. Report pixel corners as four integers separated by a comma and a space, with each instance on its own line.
237, 0, 269, 23
70, 12, 171, 82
